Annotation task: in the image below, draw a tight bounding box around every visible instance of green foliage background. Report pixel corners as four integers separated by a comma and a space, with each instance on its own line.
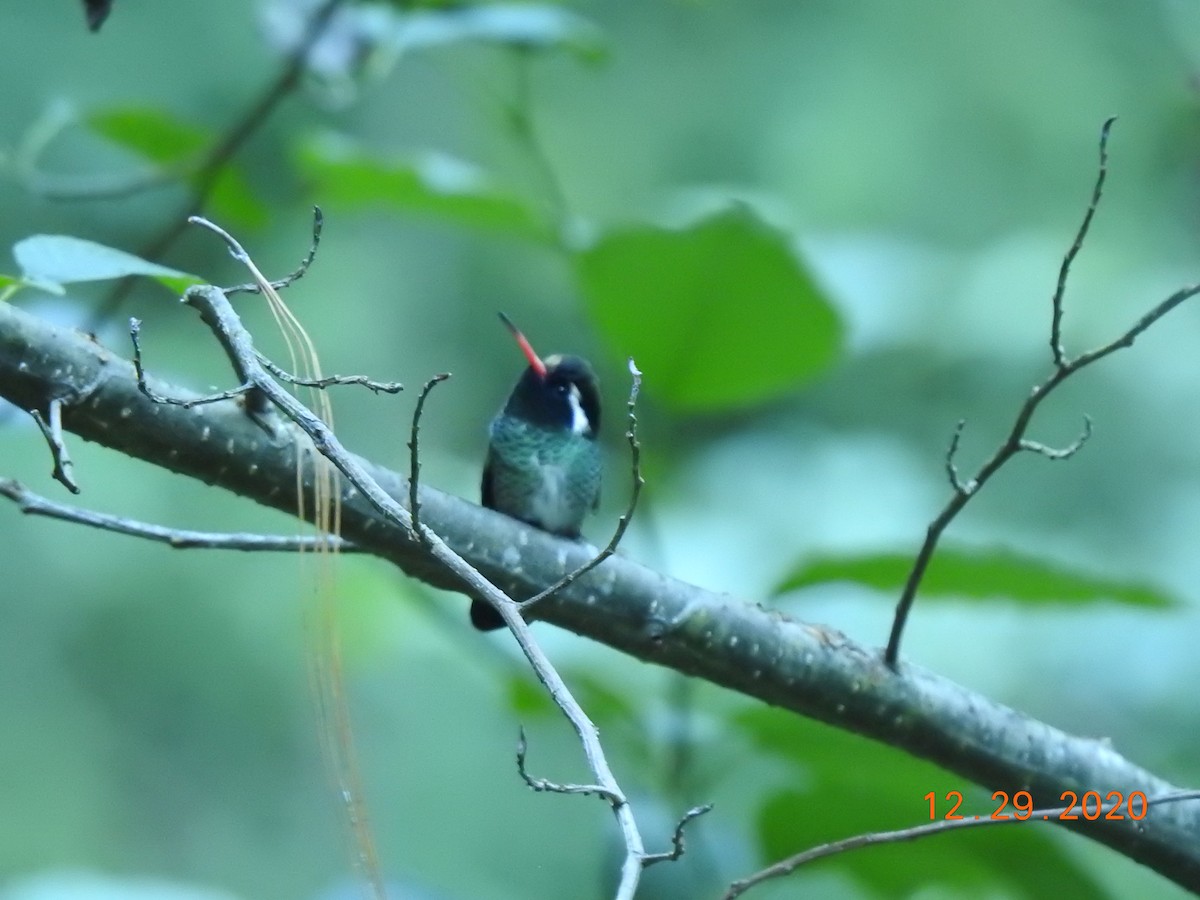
2, 1, 1200, 898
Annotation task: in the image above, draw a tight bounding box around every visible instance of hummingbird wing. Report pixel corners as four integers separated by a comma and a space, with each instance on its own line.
481, 449, 496, 510
472, 448, 507, 630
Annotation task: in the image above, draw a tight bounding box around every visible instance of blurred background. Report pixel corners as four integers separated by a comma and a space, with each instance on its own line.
1, 1, 1200, 897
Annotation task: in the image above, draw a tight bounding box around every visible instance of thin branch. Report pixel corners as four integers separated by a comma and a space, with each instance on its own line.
521, 359, 644, 616
408, 373, 451, 548
884, 119, 1200, 668
1051, 115, 1116, 369
1018, 415, 1092, 460
258, 354, 404, 395
228, 207, 326, 296
944, 418, 970, 494
131, 317, 256, 408
0, 478, 357, 551
642, 803, 714, 868
515, 726, 621, 803
29, 399, 79, 494
724, 789, 1200, 899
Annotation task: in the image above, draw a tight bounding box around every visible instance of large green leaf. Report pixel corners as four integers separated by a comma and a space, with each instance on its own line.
13, 235, 200, 295
87, 107, 207, 165
774, 546, 1178, 608
738, 708, 1105, 898
298, 137, 548, 240
88, 107, 267, 229
576, 206, 843, 413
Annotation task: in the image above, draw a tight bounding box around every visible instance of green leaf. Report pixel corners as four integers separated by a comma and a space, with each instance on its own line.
576, 206, 843, 413
505, 669, 638, 724
505, 673, 556, 718
298, 136, 548, 239
13, 235, 201, 295
774, 546, 1178, 608
87, 107, 207, 165
738, 708, 1104, 898
208, 168, 270, 231
391, 4, 606, 62
88, 107, 268, 229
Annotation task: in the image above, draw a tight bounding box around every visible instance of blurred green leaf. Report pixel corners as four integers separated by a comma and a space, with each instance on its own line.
577, 206, 843, 413
738, 708, 1104, 898
505, 669, 639, 724
0, 274, 19, 288
389, 4, 606, 62
88, 107, 267, 229
87, 107, 207, 165
298, 136, 548, 240
208, 168, 270, 232
13, 235, 200, 295
506, 673, 556, 718
775, 546, 1178, 608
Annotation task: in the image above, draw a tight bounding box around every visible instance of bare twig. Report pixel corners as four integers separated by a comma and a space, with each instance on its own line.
944, 418, 970, 494
1051, 116, 1116, 368
520, 359, 643, 616
29, 399, 79, 493
642, 803, 714, 868
884, 118, 1200, 667
0, 478, 358, 551
258, 354, 404, 394
228, 207, 327, 296
515, 725, 621, 803
1018, 415, 1092, 460
131, 317, 255, 408
408, 373, 451, 548
724, 789, 1200, 898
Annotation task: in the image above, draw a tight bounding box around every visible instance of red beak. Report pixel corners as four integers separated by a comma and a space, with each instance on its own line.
498, 312, 547, 379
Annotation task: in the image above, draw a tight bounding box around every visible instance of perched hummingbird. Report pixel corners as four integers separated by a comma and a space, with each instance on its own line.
470, 313, 602, 631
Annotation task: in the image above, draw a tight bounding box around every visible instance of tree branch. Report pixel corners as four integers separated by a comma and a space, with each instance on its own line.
884, 118, 1200, 666
0, 478, 355, 551
3, 296, 1199, 891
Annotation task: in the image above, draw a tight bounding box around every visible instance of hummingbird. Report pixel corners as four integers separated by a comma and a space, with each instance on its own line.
470, 313, 602, 631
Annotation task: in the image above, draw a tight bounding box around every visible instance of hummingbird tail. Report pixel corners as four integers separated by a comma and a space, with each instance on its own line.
469, 598, 506, 631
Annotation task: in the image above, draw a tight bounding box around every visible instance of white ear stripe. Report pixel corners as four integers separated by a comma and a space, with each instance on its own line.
568, 384, 590, 435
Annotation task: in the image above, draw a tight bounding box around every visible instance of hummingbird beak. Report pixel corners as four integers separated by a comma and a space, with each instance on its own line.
498, 312, 547, 379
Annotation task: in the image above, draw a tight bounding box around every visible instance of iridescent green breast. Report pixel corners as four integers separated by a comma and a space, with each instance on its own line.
485, 414, 601, 537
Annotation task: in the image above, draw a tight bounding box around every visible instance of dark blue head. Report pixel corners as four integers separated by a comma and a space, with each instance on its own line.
499, 315, 600, 438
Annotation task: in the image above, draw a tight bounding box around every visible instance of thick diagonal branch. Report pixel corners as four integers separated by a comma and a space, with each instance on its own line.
2, 298, 1199, 892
